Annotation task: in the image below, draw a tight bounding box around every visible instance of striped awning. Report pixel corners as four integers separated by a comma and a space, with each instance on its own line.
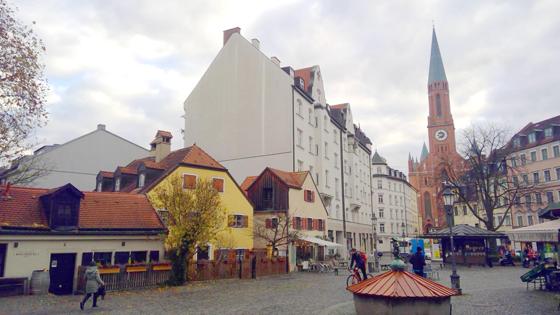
506, 220, 560, 243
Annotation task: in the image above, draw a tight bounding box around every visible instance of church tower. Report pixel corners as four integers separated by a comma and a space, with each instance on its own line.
408, 27, 463, 233
427, 28, 457, 158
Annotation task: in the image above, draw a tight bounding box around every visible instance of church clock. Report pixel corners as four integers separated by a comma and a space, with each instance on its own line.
435, 129, 448, 141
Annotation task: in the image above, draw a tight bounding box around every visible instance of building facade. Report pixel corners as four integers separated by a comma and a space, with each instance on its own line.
507, 115, 560, 228
371, 151, 420, 253
408, 28, 464, 233
97, 131, 254, 255
0, 124, 149, 191
183, 28, 374, 255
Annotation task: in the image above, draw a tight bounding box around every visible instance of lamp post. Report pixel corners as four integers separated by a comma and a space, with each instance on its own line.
371, 212, 378, 271
443, 185, 461, 294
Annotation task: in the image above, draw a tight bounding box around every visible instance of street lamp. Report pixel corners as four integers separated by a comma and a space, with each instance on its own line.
443, 185, 461, 294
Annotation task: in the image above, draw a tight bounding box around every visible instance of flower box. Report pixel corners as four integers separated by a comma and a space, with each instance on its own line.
152, 263, 172, 271
99, 267, 120, 274
126, 265, 147, 273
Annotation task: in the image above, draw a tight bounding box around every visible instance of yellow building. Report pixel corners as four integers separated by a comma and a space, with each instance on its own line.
96, 131, 254, 258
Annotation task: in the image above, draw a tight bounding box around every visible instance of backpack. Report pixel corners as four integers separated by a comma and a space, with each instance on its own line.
359, 251, 367, 263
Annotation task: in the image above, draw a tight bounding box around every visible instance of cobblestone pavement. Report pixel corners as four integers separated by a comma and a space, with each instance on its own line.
0, 266, 557, 315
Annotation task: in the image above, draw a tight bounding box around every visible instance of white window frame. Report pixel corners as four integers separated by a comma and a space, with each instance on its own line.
182, 173, 198, 190
212, 176, 225, 193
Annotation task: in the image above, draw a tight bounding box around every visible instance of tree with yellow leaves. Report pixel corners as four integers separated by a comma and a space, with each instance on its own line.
149, 174, 226, 285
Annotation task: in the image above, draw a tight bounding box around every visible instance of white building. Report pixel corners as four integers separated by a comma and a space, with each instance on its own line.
184, 27, 375, 255
0, 124, 149, 191
371, 151, 420, 253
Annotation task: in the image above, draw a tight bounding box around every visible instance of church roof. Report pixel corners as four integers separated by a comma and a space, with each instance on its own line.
428, 28, 447, 84
420, 142, 429, 161
372, 150, 387, 164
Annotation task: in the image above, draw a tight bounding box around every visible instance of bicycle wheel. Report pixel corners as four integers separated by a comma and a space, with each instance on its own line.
346, 274, 360, 287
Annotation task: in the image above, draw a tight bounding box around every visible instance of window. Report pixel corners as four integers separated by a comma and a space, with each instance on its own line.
149, 251, 160, 263
522, 174, 529, 185
517, 215, 523, 227
520, 154, 526, 165
271, 217, 279, 229
390, 209, 393, 219
527, 215, 533, 226
130, 251, 148, 264
304, 190, 315, 202
528, 133, 536, 143
530, 151, 537, 162
263, 188, 273, 209
295, 217, 302, 230
463, 206, 468, 215
307, 218, 313, 231
197, 246, 209, 260
547, 191, 554, 204
379, 223, 385, 233
297, 160, 303, 171
512, 176, 519, 186
334, 153, 338, 168
435, 94, 442, 117
183, 174, 197, 189
325, 170, 329, 187
53, 203, 75, 227
138, 173, 146, 188
308, 108, 313, 124
536, 193, 543, 204
335, 178, 340, 199
545, 127, 553, 138
115, 177, 121, 191
297, 100, 302, 116
379, 209, 384, 218
212, 178, 224, 192
297, 129, 303, 147
81, 252, 93, 266
554, 145, 560, 158
114, 252, 130, 265
510, 157, 517, 167
377, 180, 382, 189
454, 207, 458, 216
324, 142, 328, 158
323, 116, 328, 130
93, 252, 112, 266
318, 219, 324, 231
308, 136, 313, 153
378, 194, 384, 204
333, 129, 338, 143
525, 195, 531, 206
545, 170, 551, 182
557, 168, 560, 181
542, 148, 548, 160
533, 172, 540, 184
229, 215, 248, 228
504, 215, 511, 226
513, 138, 520, 148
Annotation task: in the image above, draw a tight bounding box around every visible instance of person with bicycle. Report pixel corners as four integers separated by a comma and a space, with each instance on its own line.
349, 248, 367, 281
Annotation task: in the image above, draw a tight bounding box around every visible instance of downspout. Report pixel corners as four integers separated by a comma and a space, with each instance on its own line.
340, 128, 347, 251
291, 87, 295, 172
368, 152, 375, 253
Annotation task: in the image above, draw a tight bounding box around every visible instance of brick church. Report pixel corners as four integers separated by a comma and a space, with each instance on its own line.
408, 28, 465, 233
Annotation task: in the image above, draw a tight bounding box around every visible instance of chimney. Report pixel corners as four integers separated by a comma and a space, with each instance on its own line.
271, 56, 280, 66
223, 27, 241, 46
251, 38, 260, 50
97, 124, 106, 130
150, 130, 173, 163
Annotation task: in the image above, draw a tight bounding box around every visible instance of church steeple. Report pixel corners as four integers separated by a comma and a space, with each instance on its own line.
428, 27, 447, 85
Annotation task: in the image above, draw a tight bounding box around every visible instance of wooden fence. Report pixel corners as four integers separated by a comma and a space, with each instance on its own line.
76, 252, 287, 293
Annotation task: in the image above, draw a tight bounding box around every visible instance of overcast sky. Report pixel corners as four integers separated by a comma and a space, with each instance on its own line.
12, 0, 560, 172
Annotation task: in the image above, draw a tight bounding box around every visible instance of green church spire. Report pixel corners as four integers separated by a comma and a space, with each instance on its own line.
428, 27, 447, 84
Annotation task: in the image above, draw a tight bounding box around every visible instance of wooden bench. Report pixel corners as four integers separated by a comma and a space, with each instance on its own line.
0, 278, 29, 297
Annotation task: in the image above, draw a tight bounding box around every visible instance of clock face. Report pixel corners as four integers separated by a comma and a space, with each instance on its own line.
435, 129, 448, 141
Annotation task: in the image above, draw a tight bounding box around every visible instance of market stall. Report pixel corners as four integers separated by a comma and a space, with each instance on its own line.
506, 219, 560, 263
422, 224, 507, 266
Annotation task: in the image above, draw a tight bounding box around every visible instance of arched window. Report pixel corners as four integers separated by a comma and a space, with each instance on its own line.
423, 192, 432, 219
436, 94, 442, 117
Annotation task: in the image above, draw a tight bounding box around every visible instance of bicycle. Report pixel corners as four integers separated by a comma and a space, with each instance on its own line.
346, 267, 373, 287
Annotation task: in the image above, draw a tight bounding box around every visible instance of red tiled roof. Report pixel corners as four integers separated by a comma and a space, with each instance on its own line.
347, 270, 458, 298
240, 176, 257, 192
294, 67, 313, 92
117, 166, 138, 175
330, 103, 348, 110
142, 160, 164, 170
268, 168, 308, 189
0, 186, 164, 231
98, 171, 114, 178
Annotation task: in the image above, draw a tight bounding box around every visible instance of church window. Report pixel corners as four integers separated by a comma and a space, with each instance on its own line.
436, 94, 442, 117
423, 192, 432, 219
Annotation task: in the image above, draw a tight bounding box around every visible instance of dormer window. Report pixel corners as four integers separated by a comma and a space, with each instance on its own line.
513, 137, 520, 148
115, 177, 121, 192
528, 133, 536, 143
162, 136, 170, 143
96, 181, 102, 192
138, 173, 146, 188
545, 127, 553, 138
53, 203, 76, 228
40, 184, 83, 230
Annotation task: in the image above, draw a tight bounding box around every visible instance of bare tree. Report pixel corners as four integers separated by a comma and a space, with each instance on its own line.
1, 0, 48, 165
253, 212, 301, 256
0, 154, 51, 185
443, 123, 537, 231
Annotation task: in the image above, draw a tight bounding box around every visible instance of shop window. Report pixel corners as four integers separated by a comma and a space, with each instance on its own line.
131, 251, 147, 263
149, 251, 160, 263
81, 252, 93, 266
114, 252, 130, 265
0, 244, 6, 277
93, 252, 112, 266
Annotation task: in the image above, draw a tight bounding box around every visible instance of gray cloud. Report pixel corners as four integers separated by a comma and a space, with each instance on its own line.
12, 0, 560, 174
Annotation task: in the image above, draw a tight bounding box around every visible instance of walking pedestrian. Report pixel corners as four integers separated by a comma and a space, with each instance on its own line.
409, 247, 426, 277
80, 261, 105, 310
